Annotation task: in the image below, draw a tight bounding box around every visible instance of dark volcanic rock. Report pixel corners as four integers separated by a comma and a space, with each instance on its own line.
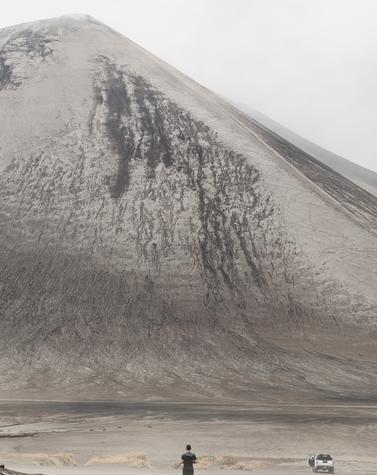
0, 28, 54, 90
1, 471, 44, 475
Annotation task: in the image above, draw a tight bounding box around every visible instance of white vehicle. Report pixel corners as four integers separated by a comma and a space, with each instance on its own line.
308, 454, 335, 473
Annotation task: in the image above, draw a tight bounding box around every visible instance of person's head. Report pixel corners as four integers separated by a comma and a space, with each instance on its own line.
186, 444, 191, 451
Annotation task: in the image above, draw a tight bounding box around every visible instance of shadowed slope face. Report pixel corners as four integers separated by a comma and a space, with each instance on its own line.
0, 16, 377, 401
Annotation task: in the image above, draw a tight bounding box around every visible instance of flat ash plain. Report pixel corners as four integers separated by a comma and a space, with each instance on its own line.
0, 401, 376, 474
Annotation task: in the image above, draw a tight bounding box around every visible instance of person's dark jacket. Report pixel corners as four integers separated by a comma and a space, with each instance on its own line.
181, 451, 197, 473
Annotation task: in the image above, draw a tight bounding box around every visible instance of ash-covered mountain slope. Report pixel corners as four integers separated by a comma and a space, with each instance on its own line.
0, 15, 377, 401
235, 106, 377, 197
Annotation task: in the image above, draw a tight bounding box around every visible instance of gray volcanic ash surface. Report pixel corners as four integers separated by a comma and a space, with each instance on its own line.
236, 107, 377, 197
0, 15, 376, 401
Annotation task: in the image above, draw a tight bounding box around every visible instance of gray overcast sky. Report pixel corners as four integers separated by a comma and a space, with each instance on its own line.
1, 0, 377, 172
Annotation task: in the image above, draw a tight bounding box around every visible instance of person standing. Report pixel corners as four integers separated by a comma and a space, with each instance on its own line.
180, 444, 197, 475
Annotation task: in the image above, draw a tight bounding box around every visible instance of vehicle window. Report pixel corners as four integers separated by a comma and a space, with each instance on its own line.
317, 454, 333, 461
